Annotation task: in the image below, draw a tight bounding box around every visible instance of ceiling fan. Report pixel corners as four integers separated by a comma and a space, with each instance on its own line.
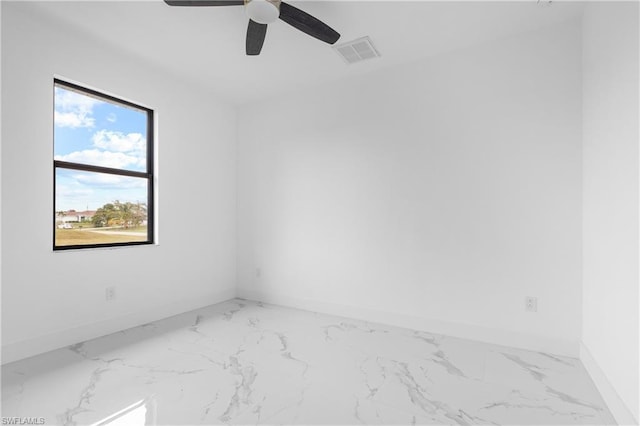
164, 0, 341, 56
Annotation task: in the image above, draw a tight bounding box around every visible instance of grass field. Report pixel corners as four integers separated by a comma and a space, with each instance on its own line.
55, 229, 147, 247
101, 226, 147, 233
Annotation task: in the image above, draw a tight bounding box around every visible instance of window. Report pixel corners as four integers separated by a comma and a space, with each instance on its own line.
53, 79, 154, 250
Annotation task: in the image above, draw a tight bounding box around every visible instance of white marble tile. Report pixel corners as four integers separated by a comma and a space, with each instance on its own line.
1, 299, 613, 425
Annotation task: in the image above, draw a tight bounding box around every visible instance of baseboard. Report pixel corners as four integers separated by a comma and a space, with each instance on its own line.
237, 288, 579, 357
580, 342, 638, 425
1, 287, 236, 365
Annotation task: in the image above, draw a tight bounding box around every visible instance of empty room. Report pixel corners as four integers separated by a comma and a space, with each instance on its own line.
1, 0, 638, 424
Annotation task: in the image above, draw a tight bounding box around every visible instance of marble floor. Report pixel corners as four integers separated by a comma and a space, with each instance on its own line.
2, 299, 613, 425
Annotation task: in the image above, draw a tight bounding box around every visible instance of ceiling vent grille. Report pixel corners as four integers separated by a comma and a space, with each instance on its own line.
333, 36, 380, 64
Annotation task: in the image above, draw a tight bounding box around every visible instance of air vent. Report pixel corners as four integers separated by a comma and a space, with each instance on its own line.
333, 36, 380, 64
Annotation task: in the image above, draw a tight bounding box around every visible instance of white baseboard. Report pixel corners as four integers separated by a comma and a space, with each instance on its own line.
580, 342, 638, 426
1, 287, 236, 365
237, 288, 579, 357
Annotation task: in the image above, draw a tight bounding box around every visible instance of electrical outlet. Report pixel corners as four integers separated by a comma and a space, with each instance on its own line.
106, 286, 116, 301
525, 296, 537, 312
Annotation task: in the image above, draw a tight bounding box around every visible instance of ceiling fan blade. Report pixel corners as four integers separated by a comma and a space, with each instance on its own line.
278, 2, 340, 45
164, 0, 243, 6
246, 20, 268, 56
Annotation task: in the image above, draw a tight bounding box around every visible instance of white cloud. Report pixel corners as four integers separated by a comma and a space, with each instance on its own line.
55, 149, 145, 170
54, 87, 102, 129
55, 87, 101, 112
56, 185, 94, 198
72, 172, 146, 189
54, 111, 95, 128
55, 171, 146, 211
92, 130, 145, 154
55, 185, 95, 212
106, 113, 117, 123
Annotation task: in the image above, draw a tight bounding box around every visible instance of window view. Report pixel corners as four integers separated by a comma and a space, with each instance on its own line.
54, 80, 154, 249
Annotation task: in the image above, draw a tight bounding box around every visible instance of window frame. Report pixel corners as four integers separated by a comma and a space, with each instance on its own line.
53, 79, 155, 251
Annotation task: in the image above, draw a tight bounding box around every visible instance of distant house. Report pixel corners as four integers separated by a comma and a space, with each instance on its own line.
57, 210, 96, 223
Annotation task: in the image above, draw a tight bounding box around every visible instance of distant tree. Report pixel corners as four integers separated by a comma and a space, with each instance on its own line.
92, 203, 117, 228
56, 210, 66, 224
129, 202, 147, 228
92, 201, 147, 228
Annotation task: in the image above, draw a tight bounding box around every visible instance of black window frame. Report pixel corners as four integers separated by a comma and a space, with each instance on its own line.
53, 79, 155, 251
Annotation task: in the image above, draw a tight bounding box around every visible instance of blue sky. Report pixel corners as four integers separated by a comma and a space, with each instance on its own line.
54, 85, 149, 212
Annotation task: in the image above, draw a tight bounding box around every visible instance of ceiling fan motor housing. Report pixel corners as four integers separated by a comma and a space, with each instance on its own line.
245, 0, 281, 24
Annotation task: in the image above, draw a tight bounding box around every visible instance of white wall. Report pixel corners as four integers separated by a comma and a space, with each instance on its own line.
581, 2, 639, 423
237, 21, 583, 356
1, 3, 237, 363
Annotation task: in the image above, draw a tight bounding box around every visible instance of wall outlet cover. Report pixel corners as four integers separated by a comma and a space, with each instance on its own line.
525, 296, 538, 312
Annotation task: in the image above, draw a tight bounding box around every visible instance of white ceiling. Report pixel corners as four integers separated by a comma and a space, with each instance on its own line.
23, 0, 585, 105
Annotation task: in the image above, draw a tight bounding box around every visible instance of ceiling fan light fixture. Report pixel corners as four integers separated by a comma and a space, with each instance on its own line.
245, 0, 280, 24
